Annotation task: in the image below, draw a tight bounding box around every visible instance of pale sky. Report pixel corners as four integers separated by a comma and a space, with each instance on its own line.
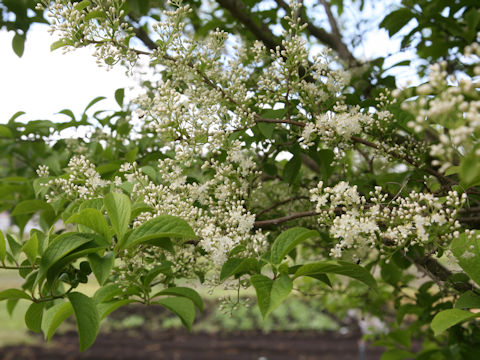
0, 24, 136, 124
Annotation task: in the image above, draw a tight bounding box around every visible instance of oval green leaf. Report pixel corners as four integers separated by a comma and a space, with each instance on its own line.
38, 232, 98, 281
0, 289, 31, 301
41, 301, 73, 341
154, 297, 196, 332
153, 287, 203, 312
431, 309, 479, 336
250, 274, 273, 318
220, 257, 259, 281
271, 227, 319, 264
294, 260, 377, 290
25, 302, 45, 333
67, 292, 100, 351
104, 192, 131, 245
66, 208, 111, 246
121, 215, 195, 250
88, 252, 114, 285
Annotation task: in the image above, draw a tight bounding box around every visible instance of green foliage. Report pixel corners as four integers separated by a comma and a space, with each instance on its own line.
431, 309, 479, 336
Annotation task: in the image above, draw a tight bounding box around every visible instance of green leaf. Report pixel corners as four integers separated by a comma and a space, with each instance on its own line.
380, 349, 415, 360
257, 122, 275, 138
74, 0, 91, 11
305, 273, 332, 287
38, 233, 98, 281
260, 108, 286, 119
460, 153, 480, 188
0, 124, 13, 138
104, 192, 131, 246
41, 301, 73, 341
389, 328, 411, 349
11, 200, 54, 216
153, 287, 203, 312
66, 208, 111, 245
126, 148, 138, 163
6, 234, 21, 257
93, 283, 123, 303
250, 275, 273, 318
380, 8, 414, 37
294, 260, 377, 290
83, 96, 106, 113
12, 33, 25, 57
268, 274, 292, 314
431, 309, 479, 336
50, 39, 74, 51
6, 299, 19, 316
25, 302, 45, 333
0, 230, 6, 262
104, 56, 115, 65
455, 291, 480, 309
229, 245, 247, 257
114, 88, 125, 107
8, 111, 25, 123
154, 297, 195, 331
88, 252, 114, 285
220, 257, 259, 281
283, 155, 301, 184
0, 289, 31, 301
271, 227, 319, 264
85, 10, 106, 21
22, 233, 38, 264
142, 266, 171, 287
451, 231, 480, 286
97, 299, 136, 319
120, 215, 195, 250
67, 292, 100, 351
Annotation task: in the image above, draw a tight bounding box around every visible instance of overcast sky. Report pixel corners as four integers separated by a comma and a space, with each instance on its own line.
0, 24, 136, 124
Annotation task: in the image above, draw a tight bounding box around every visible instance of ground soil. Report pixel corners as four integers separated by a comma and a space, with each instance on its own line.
0, 329, 384, 360
0, 302, 385, 360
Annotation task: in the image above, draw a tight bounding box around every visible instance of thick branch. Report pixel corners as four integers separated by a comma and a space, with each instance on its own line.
216, 0, 280, 51
409, 254, 476, 293
127, 13, 158, 51
319, 0, 341, 41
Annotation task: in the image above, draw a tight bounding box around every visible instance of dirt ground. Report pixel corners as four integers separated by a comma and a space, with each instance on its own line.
0, 329, 384, 360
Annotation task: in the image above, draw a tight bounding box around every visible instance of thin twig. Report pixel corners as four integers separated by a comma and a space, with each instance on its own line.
256, 196, 310, 217
254, 210, 318, 227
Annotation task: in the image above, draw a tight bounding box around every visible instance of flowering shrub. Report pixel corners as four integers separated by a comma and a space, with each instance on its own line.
1, 0, 480, 357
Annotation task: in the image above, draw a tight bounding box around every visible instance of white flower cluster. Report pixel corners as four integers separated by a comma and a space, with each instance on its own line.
38, 0, 136, 67
310, 181, 465, 259
36, 165, 50, 178
44, 155, 108, 201
399, 42, 480, 173
303, 104, 373, 147
120, 142, 267, 268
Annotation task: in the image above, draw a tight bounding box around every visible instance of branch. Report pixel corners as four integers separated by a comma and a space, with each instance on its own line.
216, 0, 280, 51
254, 210, 318, 227
0, 264, 36, 270
256, 196, 310, 217
319, 0, 341, 41
406, 253, 476, 294
255, 115, 305, 127
274, 0, 357, 65
458, 216, 480, 225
